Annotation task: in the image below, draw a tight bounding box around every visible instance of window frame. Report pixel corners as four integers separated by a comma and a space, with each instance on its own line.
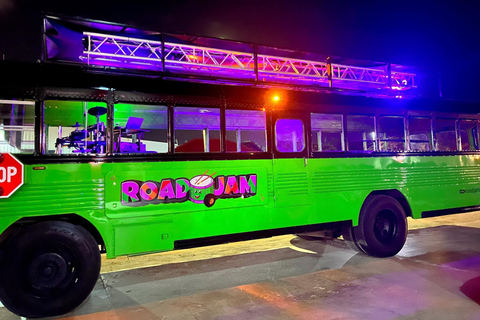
310, 112, 345, 152
376, 115, 406, 152
225, 109, 268, 153
0, 99, 36, 155
433, 117, 458, 152
457, 118, 479, 151
346, 113, 377, 152
173, 106, 222, 153
407, 116, 433, 152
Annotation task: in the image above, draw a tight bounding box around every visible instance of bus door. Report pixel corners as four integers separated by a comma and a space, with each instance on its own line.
272, 111, 312, 212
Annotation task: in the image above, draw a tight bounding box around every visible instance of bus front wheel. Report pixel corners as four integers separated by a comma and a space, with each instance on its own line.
0, 221, 101, 318
343, 195, 407, 257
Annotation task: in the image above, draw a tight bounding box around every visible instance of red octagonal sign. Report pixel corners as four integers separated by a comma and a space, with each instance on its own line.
0, 153, 24, 198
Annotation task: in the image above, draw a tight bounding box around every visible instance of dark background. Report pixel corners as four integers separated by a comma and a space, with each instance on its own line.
1, 0, 479, 102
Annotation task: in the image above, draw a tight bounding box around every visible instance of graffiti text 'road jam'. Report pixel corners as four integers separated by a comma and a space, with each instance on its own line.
121, 173, 257, 207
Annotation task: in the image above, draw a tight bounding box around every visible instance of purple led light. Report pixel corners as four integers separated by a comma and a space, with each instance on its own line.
44, 16, 418, 97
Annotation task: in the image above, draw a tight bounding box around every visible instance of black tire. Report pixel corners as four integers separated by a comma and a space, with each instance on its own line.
342, 195, 407, 257
204, 194, 216, 207
0, 221, 101, 318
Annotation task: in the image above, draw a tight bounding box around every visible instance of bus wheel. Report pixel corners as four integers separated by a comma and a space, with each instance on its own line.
0, 221, 101, 318
342, 195, 407, 257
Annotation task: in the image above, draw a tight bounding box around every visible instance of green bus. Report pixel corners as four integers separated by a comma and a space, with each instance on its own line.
1, 16, 480, 318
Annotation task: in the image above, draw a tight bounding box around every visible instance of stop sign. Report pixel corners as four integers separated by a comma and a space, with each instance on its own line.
0, 153, 24, 198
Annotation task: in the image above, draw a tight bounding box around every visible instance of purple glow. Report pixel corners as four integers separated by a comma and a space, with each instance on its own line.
44, 16, 418, 97
80, 35, 417, 93
275, 119, 305, 152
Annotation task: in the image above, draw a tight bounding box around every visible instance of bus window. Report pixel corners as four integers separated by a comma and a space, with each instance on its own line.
311, 113, 344, 151
377, 116, 405, 152
458, 119, 478, 151
275, 118, 304, 152
174, 107, 220, 152
114, 104, 167, 154
408, 117, 432, 151
0, 100, 35, 154
347, 115, 375, 152
434, 118, 457, 151
226, 110, 266, 152
45, 101, 108, 155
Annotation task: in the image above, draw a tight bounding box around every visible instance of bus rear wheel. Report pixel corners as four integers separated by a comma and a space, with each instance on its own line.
0, 221, 101, 318
343, 195, 407, 257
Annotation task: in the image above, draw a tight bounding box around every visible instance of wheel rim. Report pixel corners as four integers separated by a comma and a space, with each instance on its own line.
27, 245, 78, 295
373, 209, 398, 245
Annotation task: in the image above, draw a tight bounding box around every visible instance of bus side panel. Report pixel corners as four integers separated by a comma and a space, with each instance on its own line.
270, 158, 361, 229
105, 159, 271, 256
0, 163, 115, 256
403, 155, 480, 218
272, 158, 311, 208
309, 158, 387, 226
307, 155, 480, 223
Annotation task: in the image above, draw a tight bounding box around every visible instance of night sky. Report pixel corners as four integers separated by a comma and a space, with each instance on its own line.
1, 0, 479, 102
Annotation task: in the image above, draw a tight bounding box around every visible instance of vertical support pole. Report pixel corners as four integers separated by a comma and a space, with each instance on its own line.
220, 87, 226, 154
161, 33, 166, 74
106, 90, 114, 155
220, 109, 226, 153
203, 128, 210, 152
8, 104, 18, 148
168, 105, 174, 153
41, 17, 47, 63
86, 34, 91, 66
387, 63, 392, 89
84, 102, 88, 151
317, 131, 322, 151
292, 131, 298, 152
236, 128, 241, 152
362, 132, 367, 151
267, 110, 274, 154
56, 126, 62, 155
254, 45, 259, 83
455, 118, 460, 151
34, 88, 45, 155
476, 117, 480, 151
327, 57, 333, 88
343, 114, 349, 152
430, 117, 436, 151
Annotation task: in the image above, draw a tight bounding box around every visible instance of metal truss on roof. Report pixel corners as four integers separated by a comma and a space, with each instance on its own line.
82, 32, 163, 70
333, 64, 387, 84
257, 55, 330, 84
80, 32, 416, 95
164, 42, 255, 78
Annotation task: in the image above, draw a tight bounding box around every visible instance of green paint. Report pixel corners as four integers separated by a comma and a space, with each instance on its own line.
248, 178, 257, 194
190, 187, 207, 202
1, 155, 480, 258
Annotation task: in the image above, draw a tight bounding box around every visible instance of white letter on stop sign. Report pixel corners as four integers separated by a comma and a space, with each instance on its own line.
0, 166, 17, 183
